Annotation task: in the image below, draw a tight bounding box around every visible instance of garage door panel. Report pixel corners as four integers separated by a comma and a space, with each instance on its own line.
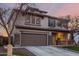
21, 33, 47, 46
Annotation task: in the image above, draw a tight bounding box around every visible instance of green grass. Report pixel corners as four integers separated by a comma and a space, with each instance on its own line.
0, 48, 34, 56
0, 54, 7, 56
13, 51, 27, 56
0, 52, 27, 56
63, 46, 79, 52
0, 50, 27, 56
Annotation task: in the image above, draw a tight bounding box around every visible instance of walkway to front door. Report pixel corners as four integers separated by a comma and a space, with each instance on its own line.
25, 46, 79, 56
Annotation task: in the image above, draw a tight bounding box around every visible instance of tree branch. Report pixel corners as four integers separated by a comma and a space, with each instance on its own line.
0, 22, 4, 27
7, 10, 15, 24
10, 3, 24, 35
0, 12, 9, 37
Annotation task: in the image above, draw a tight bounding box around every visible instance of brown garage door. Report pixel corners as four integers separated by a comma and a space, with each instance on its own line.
21, 33, 47, 46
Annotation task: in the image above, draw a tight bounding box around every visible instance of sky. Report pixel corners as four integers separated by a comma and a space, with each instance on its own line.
36, 3, 79, 17
0, 3, 79, 17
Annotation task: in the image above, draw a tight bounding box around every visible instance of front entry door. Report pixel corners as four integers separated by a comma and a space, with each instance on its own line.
52, 33, 56, 45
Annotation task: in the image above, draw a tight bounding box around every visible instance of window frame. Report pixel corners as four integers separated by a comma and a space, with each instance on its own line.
25, 14, 31, 24
48, 18, 55, 27
36, 17, 41, 25
31, 15, 36, 24
25, 14, 41, 26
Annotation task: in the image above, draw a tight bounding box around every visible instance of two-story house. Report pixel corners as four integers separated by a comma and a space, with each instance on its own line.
8, 7, 72, 46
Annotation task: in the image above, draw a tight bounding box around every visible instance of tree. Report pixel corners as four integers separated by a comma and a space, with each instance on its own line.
0, 3, 32, 56
68, 16, 79, 30
68, 16, 79, 45
0, 3, 35, 56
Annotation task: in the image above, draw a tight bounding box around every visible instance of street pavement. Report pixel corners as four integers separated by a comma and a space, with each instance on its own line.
25, 46, 79, 56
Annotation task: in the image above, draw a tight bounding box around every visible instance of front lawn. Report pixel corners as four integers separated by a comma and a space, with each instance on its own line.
62, 46, 79, 52
0, 48, 35, 56
13, 48, 28, 56
13, 48, 35, 56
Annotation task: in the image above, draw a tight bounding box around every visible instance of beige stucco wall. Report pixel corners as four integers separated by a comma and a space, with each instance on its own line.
41, 17, 48, 28
14, 13, 49, 28
15, 13, 25, 26
10, 12, 50, 35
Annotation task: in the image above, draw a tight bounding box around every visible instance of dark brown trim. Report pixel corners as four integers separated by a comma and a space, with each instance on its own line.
13, 9, 67, 20
15, 25, 71, 33
72, 29, 79, 32
8, 9, 68, 24
27, 6, 47, 13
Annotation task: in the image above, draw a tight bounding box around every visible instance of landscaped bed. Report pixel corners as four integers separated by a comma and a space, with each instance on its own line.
62, 46, 79, 52
13, 48, 35, 56
0, 48, 35, 56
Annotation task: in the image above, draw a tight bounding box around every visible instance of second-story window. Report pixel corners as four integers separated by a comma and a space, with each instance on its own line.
36, 17, 41, 24
48, 18, 55, 27
25, 14, 41, 25
31, 15, 35, 24
57, 21, 62, 27
25, 15, 30, 24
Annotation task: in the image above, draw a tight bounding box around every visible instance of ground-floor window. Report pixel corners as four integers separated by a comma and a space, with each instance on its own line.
14, 33, 20, 45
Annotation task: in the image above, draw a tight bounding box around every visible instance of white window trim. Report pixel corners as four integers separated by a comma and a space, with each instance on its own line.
25, 15, 41, 26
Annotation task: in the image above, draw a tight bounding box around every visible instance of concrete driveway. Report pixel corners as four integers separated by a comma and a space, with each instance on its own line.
25, 46, 79, 56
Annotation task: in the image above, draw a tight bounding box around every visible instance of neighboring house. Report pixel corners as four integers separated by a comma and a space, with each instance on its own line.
8, 7, 72, 46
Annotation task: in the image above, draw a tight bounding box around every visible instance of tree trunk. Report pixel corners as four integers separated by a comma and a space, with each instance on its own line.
7, 36, 13, 56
